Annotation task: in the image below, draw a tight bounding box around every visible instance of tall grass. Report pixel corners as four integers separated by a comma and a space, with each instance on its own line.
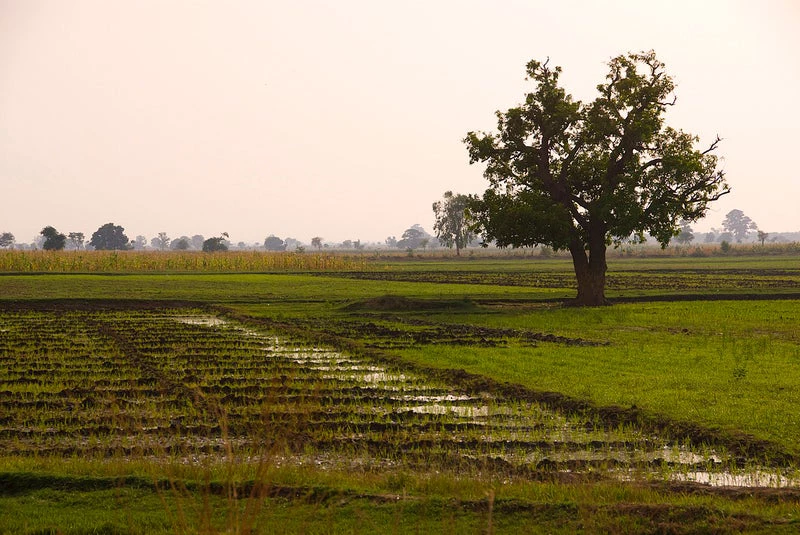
0, 250, 368, 273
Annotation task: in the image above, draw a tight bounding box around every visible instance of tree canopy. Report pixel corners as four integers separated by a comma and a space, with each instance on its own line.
40, 226, 67, 251
0, 232, 14, 248
722, 209, 757, 243
465, 51, 729, 305
396, 224, 431, 250
171, 237, 190, 250
433, 191, 474, 255
264, 235, 286, 251
202, 236, 229, 252
90, 223, 131, 250
154, 232, 171, 251
67, 232, 85, 250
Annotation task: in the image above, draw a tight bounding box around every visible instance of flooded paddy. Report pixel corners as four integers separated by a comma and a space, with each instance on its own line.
0, 309, 797, 488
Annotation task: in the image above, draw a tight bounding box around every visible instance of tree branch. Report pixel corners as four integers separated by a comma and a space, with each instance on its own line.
639, 157, 662, 172
660, 95, 677, 107
702, 135, 722, 155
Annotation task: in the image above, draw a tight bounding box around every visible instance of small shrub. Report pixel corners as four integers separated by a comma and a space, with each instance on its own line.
733, 365, 747, 380
720, 240, 731, 254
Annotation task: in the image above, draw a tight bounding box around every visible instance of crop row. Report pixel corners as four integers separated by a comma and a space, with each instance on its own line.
0, 250, 367, 273
335, 269, 800, 291
0, 308, 761, 482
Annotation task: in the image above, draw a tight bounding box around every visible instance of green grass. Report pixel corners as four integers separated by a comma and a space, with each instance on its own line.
0, 272, 570, 302
225, 296, 800, 458
392, 300, 800, 455
2, 462, 798, 534
1, 255, 800, 533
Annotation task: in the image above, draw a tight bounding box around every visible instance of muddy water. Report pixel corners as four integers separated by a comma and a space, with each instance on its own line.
1, 310, 797, 488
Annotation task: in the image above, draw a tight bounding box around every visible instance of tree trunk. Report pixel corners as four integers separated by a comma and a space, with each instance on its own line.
568, 232, 608, 306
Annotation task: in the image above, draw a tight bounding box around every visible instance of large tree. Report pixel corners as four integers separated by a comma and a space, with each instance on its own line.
465, 51, 729, 305
202, 236, 228, 252
67, 232, 85, 250
171, 237, 191, 250
396, 224, 431, 250
132, 235, 147, 250
0, 232, 14, 248
673, 220, 694, 245
433, 191, 474, 256
40, 226, 67, 250
191, 235, 205, 250
89, 223, 131, 250
264, 235, 286, 251
153, 232, 171, 251
722, 209, 757, 243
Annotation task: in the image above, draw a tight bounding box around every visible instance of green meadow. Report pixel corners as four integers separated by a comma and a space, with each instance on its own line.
1, 252, 799, 533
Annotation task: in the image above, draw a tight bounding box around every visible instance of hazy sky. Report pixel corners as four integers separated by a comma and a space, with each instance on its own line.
2, 1, 799, 245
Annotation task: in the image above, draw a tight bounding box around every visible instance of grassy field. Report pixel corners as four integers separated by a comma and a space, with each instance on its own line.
0, 251, 799, 533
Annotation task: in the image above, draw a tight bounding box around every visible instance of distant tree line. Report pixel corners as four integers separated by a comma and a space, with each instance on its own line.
2, 223, 401, 252
668, 209, 777, 246
1, 206, 786, 254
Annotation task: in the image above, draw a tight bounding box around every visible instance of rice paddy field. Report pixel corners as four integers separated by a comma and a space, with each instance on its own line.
0, 250, 799, 533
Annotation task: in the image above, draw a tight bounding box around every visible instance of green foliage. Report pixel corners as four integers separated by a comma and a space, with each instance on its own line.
263, 235, 286, 251
432, 191, 474, 255
67, 231, 85, 250
202, 236, 228, 252
40, 226, 66, 250
465, 51, 729, 304
171, 237, 190, 250
90, 222, 131, 250
396, 224, 431, 250
0, 232, 15, 248
4, 466, 793, 534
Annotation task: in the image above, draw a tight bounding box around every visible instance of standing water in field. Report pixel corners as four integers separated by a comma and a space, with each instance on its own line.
0, 310, 797, 488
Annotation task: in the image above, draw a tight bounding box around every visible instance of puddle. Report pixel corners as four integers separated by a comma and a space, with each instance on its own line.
394, 394, 478, 403
403, 404, 491, 418
673, 470, 800, 487
173, 316, 228, 327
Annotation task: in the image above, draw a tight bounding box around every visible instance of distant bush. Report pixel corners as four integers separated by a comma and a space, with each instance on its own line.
720, 241, 731, 254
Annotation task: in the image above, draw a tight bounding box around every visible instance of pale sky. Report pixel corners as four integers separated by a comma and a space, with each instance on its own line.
2, 0, 799, 245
